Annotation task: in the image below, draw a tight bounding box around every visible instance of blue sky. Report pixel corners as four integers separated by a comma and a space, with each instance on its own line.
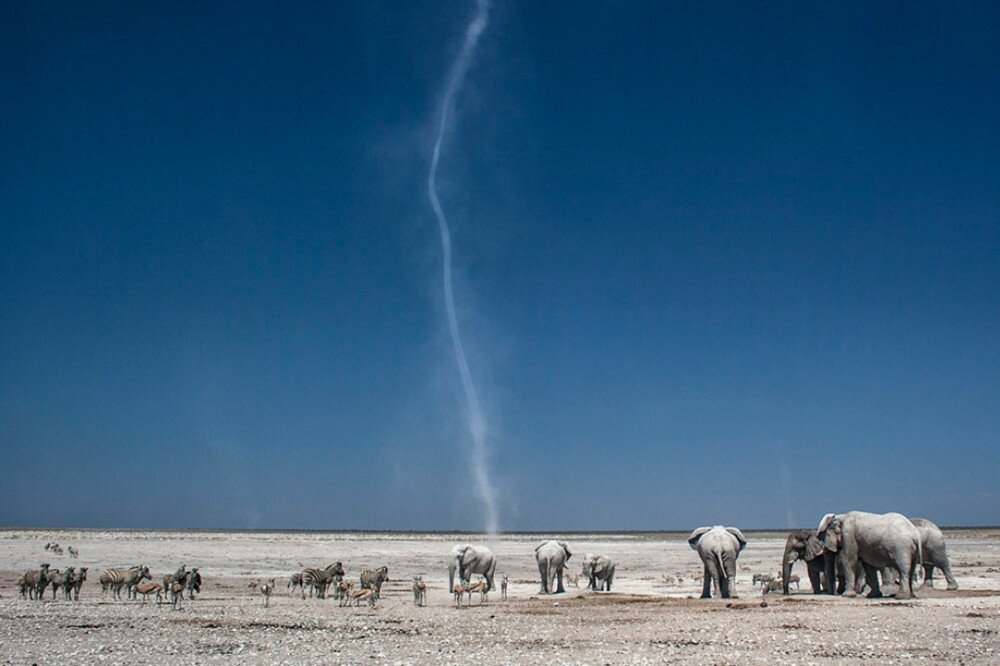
2, 1, 998, 530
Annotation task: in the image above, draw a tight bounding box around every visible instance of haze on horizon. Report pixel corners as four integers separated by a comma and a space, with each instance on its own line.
2, 1, 998, 531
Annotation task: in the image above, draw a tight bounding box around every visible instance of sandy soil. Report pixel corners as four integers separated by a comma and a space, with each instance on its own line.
1, 528, 998, 664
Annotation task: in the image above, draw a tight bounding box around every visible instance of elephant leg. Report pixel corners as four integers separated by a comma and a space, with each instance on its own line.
920, 563, 934, 589
938, 560, 959, 590
807, 562, 823, 594
700, 563, 712, 599
538, 561, 548, 594
896, 559, 915, 600
842, 557, 859, 598
556, 567, 565, 594
722, 555, 738, 599
484, 559, 496, 593
862, 563, 882, 598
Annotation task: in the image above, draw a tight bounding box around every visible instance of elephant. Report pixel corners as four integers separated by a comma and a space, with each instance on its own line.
688, 526, 747, 599
817, 511, 921, 599
580, 553, 616, 592
448, 544, 497, 593
910, 517, 958, 590
780, 529, 860, 596
534, 540, 572, 594
781, 529, 828, 595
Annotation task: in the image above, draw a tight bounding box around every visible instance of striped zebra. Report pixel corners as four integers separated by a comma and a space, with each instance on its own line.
300, 562, 344, 599
359, 566, 389, 599
287, 572, 303, 595
99, 565, 150, 600
65, 567, 88, 600
48, 567, 72, 600
18, 564, 50, 600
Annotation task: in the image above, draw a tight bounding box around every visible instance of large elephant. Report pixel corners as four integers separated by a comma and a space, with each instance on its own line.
534, 540, 572, 594
910, 517, 958, 590
688, 526, 747, 599
817, 511, 921, 599
581, 553, 616, 592
448, 544, 497, 593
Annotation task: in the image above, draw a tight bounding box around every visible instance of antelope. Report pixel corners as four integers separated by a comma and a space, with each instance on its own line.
337, 580, 355, 607
260, 579, 275, 607
752, 573, 775, 587
135, 582, 163, 605
462, 580, 487, 606
762, 579, 783, 595
348, 587, 375, 607
564, 570, 580, 588
412, 576, 427, 607
501, 574, 508, 601
68, 546, 79, 559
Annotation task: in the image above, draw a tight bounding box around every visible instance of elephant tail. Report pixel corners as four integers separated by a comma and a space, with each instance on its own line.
714, 551, 726, 586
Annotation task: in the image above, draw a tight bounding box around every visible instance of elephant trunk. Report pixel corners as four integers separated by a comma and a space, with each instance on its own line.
782, 553, 796, 595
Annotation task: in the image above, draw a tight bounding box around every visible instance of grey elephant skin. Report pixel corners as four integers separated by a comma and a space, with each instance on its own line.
781, 529, 856, 596
534, 541, 572, 594
688, 526, 747, 599
448, 544, 497, 593
781, 530, 827, 595
911, 517, 958, 590
817, 511, 921, 599
581, 553, 616, 592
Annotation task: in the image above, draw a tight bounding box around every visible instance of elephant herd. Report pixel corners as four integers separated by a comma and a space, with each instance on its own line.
447, 542, 616, 596
692, 512, 957, 600
447, 512, 956, 602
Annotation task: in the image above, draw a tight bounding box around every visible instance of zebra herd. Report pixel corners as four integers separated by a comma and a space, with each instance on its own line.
286, 563, 389, 605
18, 564, 88, 600
43, 542, 79, 558
15, 562, 202, 607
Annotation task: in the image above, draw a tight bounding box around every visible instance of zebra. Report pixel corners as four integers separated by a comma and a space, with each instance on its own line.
288, 572, 303, 595
48, 567, 73, 600
187, 568, 201, 599
65, 567, 88, 600
18, 564, 50, 600
359, 566, 389, 599
100, 565, 150, 600
300, 562, 344, 599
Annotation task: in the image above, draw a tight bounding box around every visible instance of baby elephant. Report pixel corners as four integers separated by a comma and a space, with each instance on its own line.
688, 526, 748, 599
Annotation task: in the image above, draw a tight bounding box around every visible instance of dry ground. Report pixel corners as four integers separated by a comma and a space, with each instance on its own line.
1, 528, 998, 664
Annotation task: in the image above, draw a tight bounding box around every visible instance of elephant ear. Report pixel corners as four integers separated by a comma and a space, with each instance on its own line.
817, 513, 841, 552
817, 513, 836, 533
687, 527, 712, 550
804, 534, 826, 561
558, 541, 572, 559
726, 527, 748, 551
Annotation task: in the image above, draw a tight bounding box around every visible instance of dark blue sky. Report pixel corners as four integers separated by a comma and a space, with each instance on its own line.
2, 1, 998, 529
